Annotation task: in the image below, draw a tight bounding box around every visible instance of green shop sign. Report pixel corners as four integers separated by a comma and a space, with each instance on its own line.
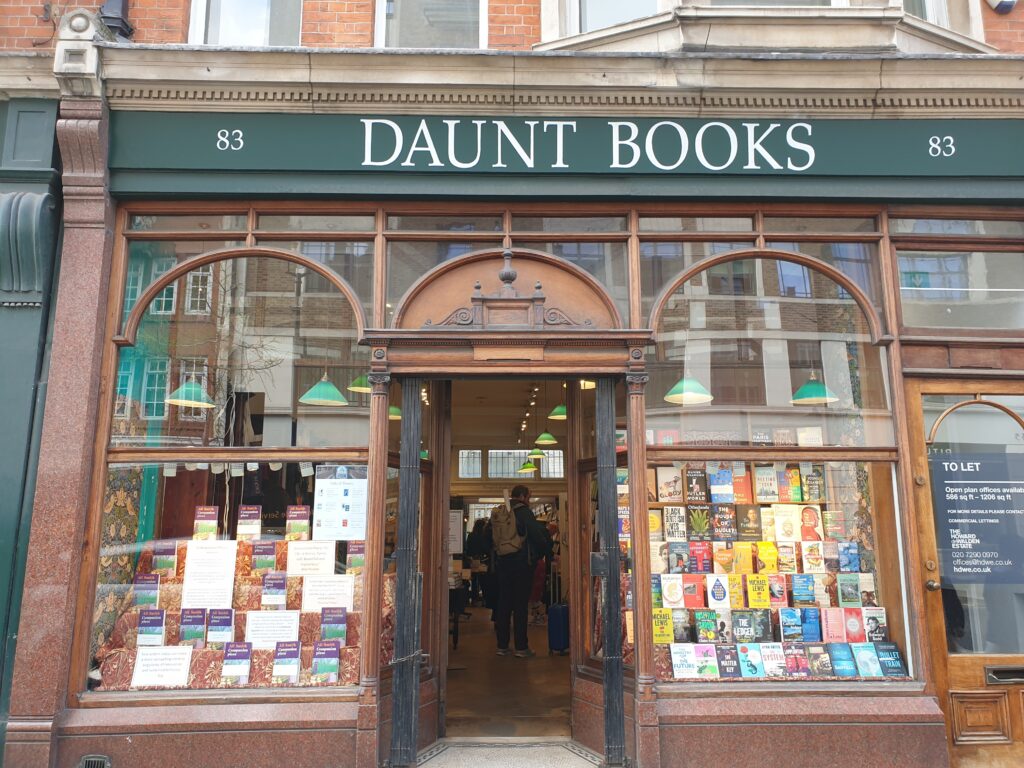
110, 112, 1024, 177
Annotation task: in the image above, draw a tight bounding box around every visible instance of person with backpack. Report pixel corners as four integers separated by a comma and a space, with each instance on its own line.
491, 485, 552, 658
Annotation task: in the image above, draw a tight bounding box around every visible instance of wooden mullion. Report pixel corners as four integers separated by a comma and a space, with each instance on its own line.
509, 232, 631, 243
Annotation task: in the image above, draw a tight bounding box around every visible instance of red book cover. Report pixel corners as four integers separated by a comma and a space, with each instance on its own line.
768, 574, 789, 609
682, 575, 706, 608
689, 542, 712, 574
732, 465, 754, 505
821, 608, 847, 643
843, 607, 867, 643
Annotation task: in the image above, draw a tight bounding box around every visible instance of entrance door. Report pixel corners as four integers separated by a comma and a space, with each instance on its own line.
909, 379, 1024, 767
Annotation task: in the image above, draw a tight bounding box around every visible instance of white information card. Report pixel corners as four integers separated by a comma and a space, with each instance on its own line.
287, 540, 336, 576
244, 610, 301, 650
130, 645, 193, 688
301, 574, 355, 612
181, 540, 238, 609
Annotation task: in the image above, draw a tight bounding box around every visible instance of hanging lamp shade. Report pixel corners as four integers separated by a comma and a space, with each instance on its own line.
663, 376, 714, 406
547, 404, 567, 420
347, 373, 371, 393
517, 459, 537, 474
298, 373, 348, 407
165, 377, 215, 409
388, 405, 402, 420
420, 448, 429, 460
580, 379, 596, 390
535, 431, 558, 446
790, 371, 839, 406
527, 447, 546, 460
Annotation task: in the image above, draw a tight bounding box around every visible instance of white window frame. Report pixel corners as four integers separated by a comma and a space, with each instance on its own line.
177, 357, 211, 422
123, 260, 144, 323
184, 264, 214, 315
149, 258, 177, 316
188, 0, 304, 45
374, 0, 488, 49
142, 358, 170, 421
114, 355, 135, 419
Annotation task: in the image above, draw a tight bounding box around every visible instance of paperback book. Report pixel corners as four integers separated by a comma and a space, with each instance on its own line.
667, 541, 690, 574
823, 541, 840, 573
152, 540, 178, 578
727, 574, 746, 609
651, 574, 663, 608
706, 574, 731, 610
262, 572, 288, 610
826, 642, 858, 677
776, 543, 799, 574
133, 573, 160, 607
272, 641, 302, 685
791, 574, 817, 608
689, 542, 712, 573
843, 608, 867, 643
321, 607, 348, 643
137, 609, 165, 647
179, 608, 207, 648
801, 607, 822, 642
694, 643, 720, 678
862, 607, 888, 641
859, 573, 878, 607
779, 607, 803, 642
707, 462, 735, 504
737, 643, 765, 678
206, 608, 234, 649
252, 541, 278, 574
694, 608, 719, 643
660, 574, 686, 609
285, 505, 311, 541
650, 541, 669, 574
801, 464, 826, 502
345, 541, 366, 573
776, 466, 803, 504
652, 607, 674, 643
755, 541, 778, 574
715, 610, 733, 643
671, 609, 693, 643
732, 464, 754, 505
837, 574, 863, 607
805, 643, 834, 676
760, 642, 788, 677
732, 541, 755, 574
874, 641, 908, 677
221, 642, 252, 686
670, 643, 699, 679
838, 541, 861, 573
736, 506, 761, 542
716, 644, 742, 678
801, 540, 827, 574
648, 509, 664, 541
663, 507, 687, 540
746, 574, 770, 609
686, 467, 709, 503
311, 640, 341, 683
712, 542, 735, 574
752, 609, 774, 642
656, 466, 684, 502
822, 508, 848, 541
682, 574, 705, 608
711, 505, 737, 541
820, 608, 847, 643
783, 641, 810, 677
759, 507, 776, 542
772, 505, 800, 542
731, 609, 756, 644
767, 574, 789, 610
686, 505, 712, 542
798, 504, 824, 542
851, 642, 884, 677
753, 466, 780, 503
192, 505, 219, 541
236, 505, 262, 541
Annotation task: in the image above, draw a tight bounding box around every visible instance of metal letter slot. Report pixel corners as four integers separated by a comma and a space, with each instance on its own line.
985, 665, 1024, 685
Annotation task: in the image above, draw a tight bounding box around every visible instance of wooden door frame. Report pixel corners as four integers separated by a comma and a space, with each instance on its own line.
906, 376, 1024, 749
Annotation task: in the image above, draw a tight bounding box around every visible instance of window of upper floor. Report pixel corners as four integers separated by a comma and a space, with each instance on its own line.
375, 0, 488, 49
189, 0, 303, 46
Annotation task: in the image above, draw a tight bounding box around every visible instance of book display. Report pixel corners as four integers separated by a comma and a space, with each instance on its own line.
88, 462, 368, 692
647, 460, 908, 682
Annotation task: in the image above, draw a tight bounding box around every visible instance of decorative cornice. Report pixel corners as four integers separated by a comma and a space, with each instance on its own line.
0, 53, 60, 99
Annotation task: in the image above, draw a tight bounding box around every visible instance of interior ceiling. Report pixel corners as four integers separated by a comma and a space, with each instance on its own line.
449, 378, 574, 450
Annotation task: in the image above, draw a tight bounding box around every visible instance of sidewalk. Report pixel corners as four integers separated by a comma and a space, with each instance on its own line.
418, 738, 602, 767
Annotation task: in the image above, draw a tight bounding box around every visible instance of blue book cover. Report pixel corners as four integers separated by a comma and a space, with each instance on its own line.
779, 608, 803, 641
801, 607, 822, 642
708, 464, 735, 504
825, 642, 858, 677
790, 574, 816, 607
838, 541, 861, 573
737, 643, 765, 678
851, 642, 884, 677
874, 642, 909, 677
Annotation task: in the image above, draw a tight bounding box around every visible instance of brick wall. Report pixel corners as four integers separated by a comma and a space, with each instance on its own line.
489, 0, 541, 50
0, 1, 188, 50
982, 5, 1024, 52
302, 0, 374, 48
131, 0, 192, 44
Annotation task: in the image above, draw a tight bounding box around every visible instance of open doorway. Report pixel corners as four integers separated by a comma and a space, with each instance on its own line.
443, 378, 574, 738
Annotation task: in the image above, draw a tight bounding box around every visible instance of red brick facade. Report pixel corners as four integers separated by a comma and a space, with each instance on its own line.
488, 1, 541, 50
981, 4, 1024, 52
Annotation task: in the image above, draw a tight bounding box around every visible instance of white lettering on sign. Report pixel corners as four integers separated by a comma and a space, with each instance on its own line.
943, 462, 981, 472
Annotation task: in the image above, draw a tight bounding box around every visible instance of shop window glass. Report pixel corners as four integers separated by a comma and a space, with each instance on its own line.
575, 0, 658, 33
382, 0, 482, 48
765, 242, 882, 313
114, 356, 134, 420
639, 241, 754, 321
586, 468, 634, 668
256, 215, 375, 232
458, 450, 482, 479
647, 256, 893, 449
763, 217, 878, 234
897, 250, 1024, 330
386, 215, 503, 232
890, 219, 1024, 238
123, 260, 144, 322
87, 461, 367, 693
184, 265, 213, 315
511, 216, 627, 233
645, 459, 909, 681
904, 0, 949, 28
113, 251, 370, 449
487, 450, 565, 479
128, 214, 248, 232
149, 258, 177, 315
638, 217, 754, 234
194, 0, 302, 46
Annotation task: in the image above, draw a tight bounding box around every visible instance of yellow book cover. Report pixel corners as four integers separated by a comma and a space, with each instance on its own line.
732, 541, 755, 573
652, 608, 674, 644
746, 574, 771, 609
727, 574, 746, 608
755, 541, 779, 573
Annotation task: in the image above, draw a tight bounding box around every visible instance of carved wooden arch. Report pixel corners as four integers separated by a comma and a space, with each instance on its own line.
114, 246, 367, 346
648, 247, 889, 346
926, 397, 1024, 445
392, 246, 624, 330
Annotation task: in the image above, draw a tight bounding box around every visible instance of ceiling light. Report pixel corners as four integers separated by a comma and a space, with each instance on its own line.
299, 373, 349, 407
663, 376, 714, 406
790, 371, 839, 406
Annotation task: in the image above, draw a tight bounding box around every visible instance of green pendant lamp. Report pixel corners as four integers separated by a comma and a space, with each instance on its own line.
663, 376, 714, 406
420, 448, 429, 460
388, 405, 402, 420
790, 370, 839, 406
299, 373, 348, 407
527, 447, 546, 460
535, 430, 558, 446
347, 373, 371, 393
517, 459, 537, 474
547, 404, 567, 420
165, 377, 215, 409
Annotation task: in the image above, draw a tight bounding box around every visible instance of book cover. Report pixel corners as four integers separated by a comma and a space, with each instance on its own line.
751, 609, 774, 642
859, 549, 877, 574
669, 643, 699, 679
711, 505, 737, 542
651, 574, 663, 608
272, 640, 301, 684
801, 540, 827, 574
262, 572, 288, 610
689, 542, 712, 573
667, 541, 690, 574
859, 573, 878, 607
801, 464, 826, 502
152, 540, 178, 578
838, 574, 863, 607
311, 640, 341, 683
874, 641, 909, 677
862, 607, 888, 642
777, 542, 799, 574
844, 608, 867, 643
753, 466, 779, 503
779, 607, 803, 642
663, 506, 687, 541
823, 540, 840, 573
727, 575, 746, 609
826, 642, 858, 677
772, 505, 800, 542
685, 466, 709, 503
650, 541, 669, 575
133, 573, 160, 607
732, 463, 754, 505
737, 643, 765, 678
682, 574, 705, 608
345, 542, 366, 573
236, 505, 262, 541
791, 574, 817, 608
796, 426, 824, 447
772, 428, 798, 446
731, 541, 755, 574
805, 643, 834, 677
693, 608, 719, 643
716, 644, 742, 678
736, 506, 761, 542
660, 574, 686, 609
797, 504, 824, 542
706, 575, 731, 610
779, 466, 804, 504
732, 610, 756, 644
686, 505, 712, 542
221, 642, 252, 686
694, 643, 720, 678
617, 484, 630, 508
252, 541, 277, 575
760, 642, 787, 677
137, 608, 165, 647
192, 505, 219, 541
820, 573, 839, 608
746, 574, 770, 609
652, 607, 673, 643
851, 642, 884, 678
783, 641, 810, 677
179, 608, 207, 648
656, 466, 684, 502
646, 468, 658, 502
838, 541, 861, 573
759, 506, 776, 542
321, 607, 348, 644
707, 462, 735, 504
285, 505, 311, 541
716, 610, 733, 643
617, 508, 631, 540
712, 542, 735, 574
821, 608, 847, 643
671, 609, 693, 643
822, 508, 848, 541
750, 425, 773, 445
206, 608, 234, 649
648, 509, 664, 541
801, 607, 822, 642
767, 574, 789, 609
755, 542, 778, 574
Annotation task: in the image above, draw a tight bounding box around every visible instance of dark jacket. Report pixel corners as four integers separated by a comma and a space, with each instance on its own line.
509, 500, 553, 566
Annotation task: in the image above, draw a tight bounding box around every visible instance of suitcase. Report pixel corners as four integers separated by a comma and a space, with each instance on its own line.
547, 567, 569, 655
